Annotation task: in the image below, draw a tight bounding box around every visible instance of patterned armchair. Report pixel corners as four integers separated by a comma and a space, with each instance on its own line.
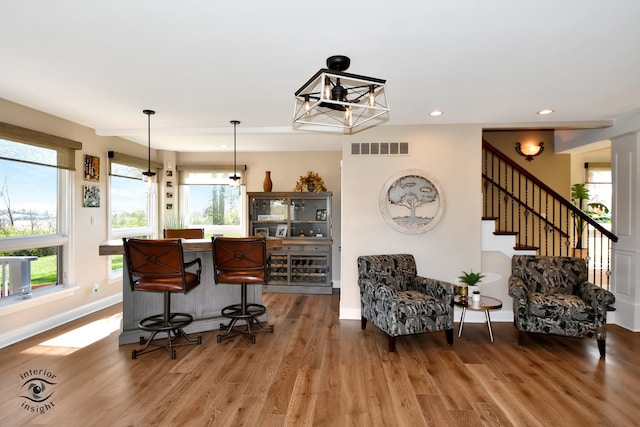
508, 255, 615, 358
357, 254, 455, 352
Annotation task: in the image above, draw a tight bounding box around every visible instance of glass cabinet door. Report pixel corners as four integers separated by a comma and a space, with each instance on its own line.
251, 198, 288, 237
290, 197, 329, 238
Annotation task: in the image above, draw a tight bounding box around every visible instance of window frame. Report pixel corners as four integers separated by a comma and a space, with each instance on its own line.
176, 164, 247, 237
107, 151, 160, 278
0, 122, 80, 306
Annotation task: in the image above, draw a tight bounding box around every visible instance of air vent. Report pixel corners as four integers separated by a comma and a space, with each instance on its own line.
350, 142, 410, 156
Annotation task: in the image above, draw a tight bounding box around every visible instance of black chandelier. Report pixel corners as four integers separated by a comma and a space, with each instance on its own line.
293, 55, 389, 131
142, 109, 156, 181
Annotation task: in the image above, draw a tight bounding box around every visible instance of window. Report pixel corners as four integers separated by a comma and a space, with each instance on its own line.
0, 122, 81, 300
108, 152, 160, 273
585, 162, 612, 223
177, 166, 246, 237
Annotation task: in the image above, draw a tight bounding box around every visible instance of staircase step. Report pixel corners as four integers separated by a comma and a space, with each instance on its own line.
494, 231, 518, 236
514, 244, 539, 251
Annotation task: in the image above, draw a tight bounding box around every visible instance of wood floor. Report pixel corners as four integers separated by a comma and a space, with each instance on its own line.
1, 292, 639, 426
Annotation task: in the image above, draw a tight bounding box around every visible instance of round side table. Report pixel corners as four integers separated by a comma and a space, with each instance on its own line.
454, 295, 503, 342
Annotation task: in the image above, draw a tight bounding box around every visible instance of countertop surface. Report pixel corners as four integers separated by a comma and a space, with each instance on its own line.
99, 237, 331, 255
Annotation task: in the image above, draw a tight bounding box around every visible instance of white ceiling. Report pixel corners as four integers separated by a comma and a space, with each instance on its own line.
2, 1, 640, 152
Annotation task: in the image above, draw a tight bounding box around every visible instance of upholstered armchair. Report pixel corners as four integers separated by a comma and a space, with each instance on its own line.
357, 254, 455, 352
508, 255, 615, 358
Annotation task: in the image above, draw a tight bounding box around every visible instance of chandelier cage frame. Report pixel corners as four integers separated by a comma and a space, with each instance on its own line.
293, 67, 389, 131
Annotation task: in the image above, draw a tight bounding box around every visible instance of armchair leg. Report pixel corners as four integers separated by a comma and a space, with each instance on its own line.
361, 317, 367, 330
388, 336, 397, 352
518, 330, 527, 346
445, 328, 453, 345
597, 338, 606, 358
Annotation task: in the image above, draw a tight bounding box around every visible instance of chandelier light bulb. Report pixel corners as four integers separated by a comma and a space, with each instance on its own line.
344, 106, 352, 126
324, 77, 331, 100
304, 95, 311, 116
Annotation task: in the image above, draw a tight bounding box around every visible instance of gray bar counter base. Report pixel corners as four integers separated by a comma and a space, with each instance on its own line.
99, 239, 266, 345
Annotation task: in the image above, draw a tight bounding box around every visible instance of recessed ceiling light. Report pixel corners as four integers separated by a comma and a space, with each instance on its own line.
429, 110, 443, 117
537, 109, 554, 115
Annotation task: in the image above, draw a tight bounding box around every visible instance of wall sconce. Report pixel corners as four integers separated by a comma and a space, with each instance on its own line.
515, 141, 544, 161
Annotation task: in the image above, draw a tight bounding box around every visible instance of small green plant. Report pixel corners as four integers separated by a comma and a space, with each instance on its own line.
458, 270, 485, 286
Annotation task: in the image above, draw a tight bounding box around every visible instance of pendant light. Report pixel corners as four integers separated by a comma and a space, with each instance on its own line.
142, 109, 156, 181
229, 120, 241, 186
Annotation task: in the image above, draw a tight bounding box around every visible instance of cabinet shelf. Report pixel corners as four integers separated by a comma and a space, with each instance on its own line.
249, 191, 332, 294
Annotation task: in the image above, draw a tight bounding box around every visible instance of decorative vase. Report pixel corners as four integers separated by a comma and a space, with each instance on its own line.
472, 292, 481, 302
458, 285, 468, 300
263, 171, 273, 192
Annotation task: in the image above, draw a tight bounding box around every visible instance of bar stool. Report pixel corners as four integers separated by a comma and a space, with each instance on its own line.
212, 236, 274, 343
123, 238, 202, 359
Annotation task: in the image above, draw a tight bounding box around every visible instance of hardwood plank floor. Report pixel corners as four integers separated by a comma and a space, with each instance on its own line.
1, 292, 639, 426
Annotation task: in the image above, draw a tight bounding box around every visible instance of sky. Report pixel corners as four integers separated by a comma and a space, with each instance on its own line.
0, 159, 56, 213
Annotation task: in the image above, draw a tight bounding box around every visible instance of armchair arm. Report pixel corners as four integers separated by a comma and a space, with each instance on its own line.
412, 276, 455, 305
358, 278, 399, 303
575, 281, 615, 316
508, 276, 529, 303
184, 257, 202, 281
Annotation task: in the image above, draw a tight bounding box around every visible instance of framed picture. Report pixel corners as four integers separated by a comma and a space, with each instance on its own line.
83, 154, 100, 182
166, 181, 173, 188
275, 224, 288, 237
316, 209, 327, 221
254, 227, 269, 237
82, 185, 100, 207
166, 170, 173, 177
166, 192, 173, 198
166, 203, 173, 210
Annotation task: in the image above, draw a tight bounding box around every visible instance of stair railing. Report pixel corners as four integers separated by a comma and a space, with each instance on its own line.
482, 140, 617, 289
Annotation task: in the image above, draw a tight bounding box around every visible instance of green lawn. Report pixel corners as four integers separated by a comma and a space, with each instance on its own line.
31, 255, 57, 285
111, 255, 123, 271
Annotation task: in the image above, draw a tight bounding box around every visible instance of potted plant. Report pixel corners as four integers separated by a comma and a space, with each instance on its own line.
571, 183, 610, 256
458, 270, 485, 302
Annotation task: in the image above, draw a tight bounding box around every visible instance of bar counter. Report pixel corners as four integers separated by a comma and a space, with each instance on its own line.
99, 238, 281, 345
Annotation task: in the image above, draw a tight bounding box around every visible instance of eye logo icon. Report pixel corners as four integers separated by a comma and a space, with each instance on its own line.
21, 378, 56, 403
19, 369, 57, 414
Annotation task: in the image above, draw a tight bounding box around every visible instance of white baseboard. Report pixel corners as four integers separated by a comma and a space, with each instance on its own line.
0, 293, 122, 349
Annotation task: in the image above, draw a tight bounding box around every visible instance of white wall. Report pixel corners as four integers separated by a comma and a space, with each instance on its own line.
340, 124, 483, 319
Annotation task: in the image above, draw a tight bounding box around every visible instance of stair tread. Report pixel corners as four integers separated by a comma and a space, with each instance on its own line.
514, 244, 539, 250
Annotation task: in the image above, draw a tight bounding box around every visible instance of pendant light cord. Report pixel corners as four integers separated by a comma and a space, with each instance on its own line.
142, 109, 156, 177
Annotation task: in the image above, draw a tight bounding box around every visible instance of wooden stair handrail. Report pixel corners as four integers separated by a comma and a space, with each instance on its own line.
483, 140, 617, 243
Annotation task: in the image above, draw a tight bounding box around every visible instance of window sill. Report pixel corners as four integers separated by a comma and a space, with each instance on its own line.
0, 285, 77, 317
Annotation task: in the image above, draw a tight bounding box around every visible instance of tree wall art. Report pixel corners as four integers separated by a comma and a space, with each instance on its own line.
379, 169, 445, 234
